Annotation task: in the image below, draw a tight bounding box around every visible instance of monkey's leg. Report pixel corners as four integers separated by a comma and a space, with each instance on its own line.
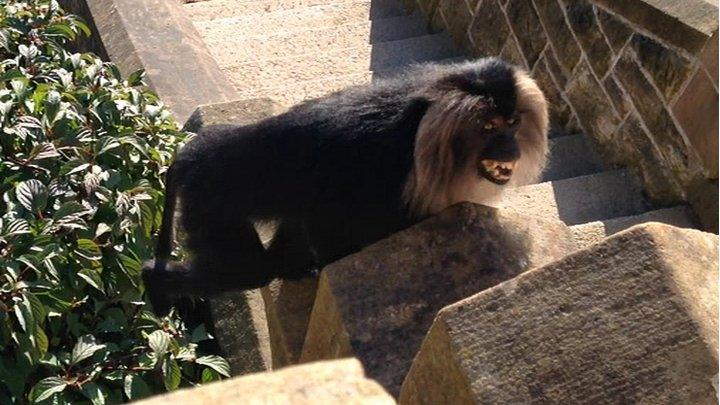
264, 219, 318, 279
143, 220, 276, 314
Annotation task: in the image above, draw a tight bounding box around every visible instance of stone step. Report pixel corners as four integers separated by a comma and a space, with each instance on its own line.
502, 169, 651, 226
227, 34, 460, 95
199, 14, 430, 64
400, 223, 718, 404
191, 1, 408, 38
542, 134, 606, 182
570, 205, 698, 248
249, 57, 466, 105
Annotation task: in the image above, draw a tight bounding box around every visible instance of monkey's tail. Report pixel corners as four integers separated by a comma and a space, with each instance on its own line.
155, 163, 178, 262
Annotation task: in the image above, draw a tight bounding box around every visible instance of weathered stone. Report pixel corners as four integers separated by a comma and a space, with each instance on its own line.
505, 0, 547, 69
261, 277, 319, 368
209, 290, 272, 375
565, 60, 622, 143
630, 34, 694, 102
300, 203, 578, 396
400, 223, 719, 404
531, 55, 572, 129
438, 0, 474, 50
591, 0, 718, 53
564, 0, 613, 77
687, 175, 719, 233
533, 0, 582, 74
182, 98, 283, 133
543, 47, 568, 88
59, 0, 238, 124
603, 73, 631, 118
672, 68, 719, 178
499, 35, 527, 70
137, 359, 395, 404
700, 31, 718, 87
468, 0, 510, 56
610, 114, 686, 204
595, 7, 633, 54
614, 48, 692, 182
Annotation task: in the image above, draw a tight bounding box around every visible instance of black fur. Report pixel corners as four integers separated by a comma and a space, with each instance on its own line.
143, 58, 522, 313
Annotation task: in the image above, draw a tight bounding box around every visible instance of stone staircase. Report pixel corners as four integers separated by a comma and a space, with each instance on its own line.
181, 0, 698, 242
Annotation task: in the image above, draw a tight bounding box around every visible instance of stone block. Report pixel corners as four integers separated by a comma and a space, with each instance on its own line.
532, 54, 572, 129
687, 176, 719, 233
672, 68, 719, 178
499, 36, 527, 69
543, 47, 568, 88
595, 7, 633, 54
700, 31, 718, 87
563, 0, 613, 77
505, 0, 547, 69
400, 223, 718, 404
208, 290, 272, 375
591, 0, 717, 54
532, 0, 582, 74
565, 60, 621, 143
468, 0, 510, 56
300, 203, 578, 395
602, 73, 630, 118
182, 98, 283, 133
437, 0, 474, 50
610, 114, 685, 204
614, 47, 692, 183
261, 277, 319, 368
136, 359, 395, 404
630, 34, 694, 102
59, 0, 238, 124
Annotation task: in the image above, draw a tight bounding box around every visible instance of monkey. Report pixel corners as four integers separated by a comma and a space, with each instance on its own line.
142, 57, 549, 314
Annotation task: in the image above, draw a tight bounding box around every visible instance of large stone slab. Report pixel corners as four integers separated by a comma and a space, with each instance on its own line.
60, 0, 238, 124
261, 277, 319, 368
136, 358, 395, 404
209, 290, 272, 375
400, 223, 718, 404
300, 203, 579, 395
182, 98, 283, 133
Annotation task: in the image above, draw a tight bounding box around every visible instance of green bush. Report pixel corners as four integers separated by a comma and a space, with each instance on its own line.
0, 1, 228, 403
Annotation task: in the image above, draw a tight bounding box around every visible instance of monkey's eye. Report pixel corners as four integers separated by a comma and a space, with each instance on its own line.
483, 122, 495, 131
507, 116, 520, 126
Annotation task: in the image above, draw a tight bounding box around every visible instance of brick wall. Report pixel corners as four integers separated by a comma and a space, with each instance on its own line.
405, 0, 718, 231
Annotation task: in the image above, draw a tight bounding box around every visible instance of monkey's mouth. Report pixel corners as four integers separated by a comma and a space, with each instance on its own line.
478, 159, 517, 185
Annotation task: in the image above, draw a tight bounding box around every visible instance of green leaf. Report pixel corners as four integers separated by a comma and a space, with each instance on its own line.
80, 382, 106, 405
35, 327, 49, 357
78, 268, 104, 292
127, 69, 145, 87
190, 324, 213, 343
196, 355, 230, 378
161, 357, 181, 391
123, 374, 151, 401
148, 330, 171, 355
70, 335, 105, 365
53, 201, 88, 221
13, 295, 34, 333
74, 239, 102, 260
29, 377, 67, 403
201, 368, 220, 384
16, 179, 49, 213
27, 292, 46, 326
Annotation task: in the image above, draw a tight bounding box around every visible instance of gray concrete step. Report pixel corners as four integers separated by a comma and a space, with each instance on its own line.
570, 205, 698, 248
244, 57, 466, 104
199, 15, 430, 64
191, 1, 408, 37
502, 169, 651, 226
185, 0, 407, 22
542, 134, 607, 182
227, 33, 460, 95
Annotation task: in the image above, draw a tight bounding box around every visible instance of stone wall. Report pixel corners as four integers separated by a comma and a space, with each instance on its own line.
405, 0, 719, 231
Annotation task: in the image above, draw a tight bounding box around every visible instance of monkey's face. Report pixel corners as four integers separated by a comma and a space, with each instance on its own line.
463, 113, 522, 185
